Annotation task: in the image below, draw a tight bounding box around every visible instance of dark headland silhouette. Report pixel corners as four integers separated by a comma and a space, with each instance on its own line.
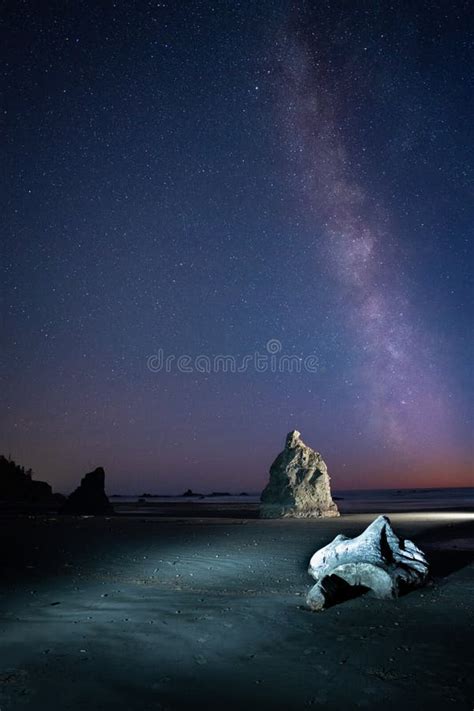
0, 456, 113, 515
0, 455, 64, 512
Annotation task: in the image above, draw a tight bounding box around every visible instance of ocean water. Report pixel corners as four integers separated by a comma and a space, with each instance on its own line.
110, 487, 474, 514
334, 487, 474, 513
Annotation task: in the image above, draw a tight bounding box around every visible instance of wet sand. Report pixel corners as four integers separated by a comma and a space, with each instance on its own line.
0, 508, 473, 710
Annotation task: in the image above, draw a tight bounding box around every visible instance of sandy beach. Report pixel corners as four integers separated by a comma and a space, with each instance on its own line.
1, 503, 473, 710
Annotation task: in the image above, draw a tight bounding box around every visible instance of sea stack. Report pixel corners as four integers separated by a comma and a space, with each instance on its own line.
260, 430, 339, 518
61, 467, 114, 515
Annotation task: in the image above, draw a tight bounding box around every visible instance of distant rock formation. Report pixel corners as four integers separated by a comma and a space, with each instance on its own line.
61, 467, 114, 515
182, 489, 204, 498
260, 430, 339, 518
0, 455, 64, 510
306, 515, 429, 610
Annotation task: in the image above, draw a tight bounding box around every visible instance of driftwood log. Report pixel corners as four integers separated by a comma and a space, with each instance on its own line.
306, 515, 428, 610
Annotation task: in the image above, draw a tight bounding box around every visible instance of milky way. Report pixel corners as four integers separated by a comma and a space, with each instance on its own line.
2, 1, 471, 491
278, 29, 452, 455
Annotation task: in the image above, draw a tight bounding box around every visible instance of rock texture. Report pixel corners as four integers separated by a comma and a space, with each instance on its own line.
61, 467, 114, 515
306, 515, 429, 610
260, 430, 339, 518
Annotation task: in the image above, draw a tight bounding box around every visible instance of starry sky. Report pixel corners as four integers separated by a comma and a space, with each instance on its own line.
1, 1, 473, 495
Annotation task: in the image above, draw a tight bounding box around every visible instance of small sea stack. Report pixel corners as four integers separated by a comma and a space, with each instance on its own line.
260, 430, 339, 518
61, 467, 114, 515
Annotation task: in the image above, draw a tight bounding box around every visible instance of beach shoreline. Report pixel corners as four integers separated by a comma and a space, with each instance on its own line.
1, 506, 473, 709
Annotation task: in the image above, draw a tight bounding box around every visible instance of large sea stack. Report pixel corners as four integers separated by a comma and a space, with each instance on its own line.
61, 467, 114, 515
260, 430, 339, 518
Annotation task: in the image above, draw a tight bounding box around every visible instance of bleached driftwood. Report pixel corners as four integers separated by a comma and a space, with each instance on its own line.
306, 515, 428, 610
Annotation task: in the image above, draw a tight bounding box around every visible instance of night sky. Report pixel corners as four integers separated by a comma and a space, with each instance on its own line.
2, 1, 473, 495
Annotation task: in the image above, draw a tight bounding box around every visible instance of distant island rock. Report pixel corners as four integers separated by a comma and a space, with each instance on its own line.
260, 430, 339, 518
61, 467, 114, 515
181, 489, 204, 498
